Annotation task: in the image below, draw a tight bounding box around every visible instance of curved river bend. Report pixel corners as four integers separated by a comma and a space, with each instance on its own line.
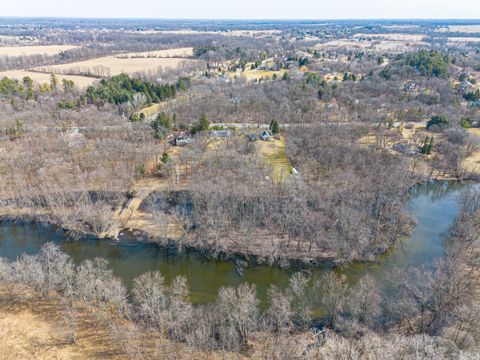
0, 181, 468, 307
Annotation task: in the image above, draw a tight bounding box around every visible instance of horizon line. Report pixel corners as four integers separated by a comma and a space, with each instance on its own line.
0, 16, 480, 22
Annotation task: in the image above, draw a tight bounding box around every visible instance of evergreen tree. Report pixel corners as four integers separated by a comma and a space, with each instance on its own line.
198, 113, 209, 131
270, 119, 279, 134
421, 136, 433, 155
161, 152, 170, 164
427, 115, 450, 131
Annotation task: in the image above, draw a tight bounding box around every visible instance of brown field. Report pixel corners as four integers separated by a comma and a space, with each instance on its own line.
0, 70, 97, 88
0, 45, 79, 57
118, 47, 193, 58
33, 54, 199, 78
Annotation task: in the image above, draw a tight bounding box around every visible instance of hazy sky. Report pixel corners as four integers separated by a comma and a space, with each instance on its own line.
3, 0, 480, 19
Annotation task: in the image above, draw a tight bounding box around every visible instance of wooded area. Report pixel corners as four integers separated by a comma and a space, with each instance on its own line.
0, 18, 479, 359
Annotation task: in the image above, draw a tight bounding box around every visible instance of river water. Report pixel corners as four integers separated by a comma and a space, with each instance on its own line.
0, 181, 467, 307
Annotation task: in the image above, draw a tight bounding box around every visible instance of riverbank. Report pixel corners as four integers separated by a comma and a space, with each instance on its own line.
0, 180, 468, 306
0, 179, 468, 268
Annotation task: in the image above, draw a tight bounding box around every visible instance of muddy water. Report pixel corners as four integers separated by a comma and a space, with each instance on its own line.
0, 181, 467, 307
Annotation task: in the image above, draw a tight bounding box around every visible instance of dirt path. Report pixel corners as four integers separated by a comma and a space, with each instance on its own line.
103, 145, 190, 239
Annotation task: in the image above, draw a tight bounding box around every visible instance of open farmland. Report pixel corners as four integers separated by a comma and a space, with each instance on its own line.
0, 70, 97, 88
33, 49, 200, 78
0, 45, 79, 57
0, 15, 480, 360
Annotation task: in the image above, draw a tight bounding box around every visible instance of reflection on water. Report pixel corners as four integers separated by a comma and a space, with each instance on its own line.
0, 181, 468, 308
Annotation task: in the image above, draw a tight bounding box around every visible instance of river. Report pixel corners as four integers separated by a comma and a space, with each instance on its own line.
0, 181, 467, 308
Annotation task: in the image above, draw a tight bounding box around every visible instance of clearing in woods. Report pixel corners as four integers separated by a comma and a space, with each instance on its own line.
240, 69, 287, 81
257, 136, 293, 182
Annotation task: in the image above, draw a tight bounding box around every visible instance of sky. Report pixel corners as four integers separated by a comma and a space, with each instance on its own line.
2, 0, 480, 20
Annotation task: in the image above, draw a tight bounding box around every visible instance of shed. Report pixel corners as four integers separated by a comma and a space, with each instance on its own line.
260, 130, 271, 141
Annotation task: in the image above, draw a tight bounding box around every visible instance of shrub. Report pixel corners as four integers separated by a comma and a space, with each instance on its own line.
460, 118, 473, 129
58, 99, 77, 110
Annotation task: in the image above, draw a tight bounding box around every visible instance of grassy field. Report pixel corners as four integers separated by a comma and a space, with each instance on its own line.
257, 136, 293, 182
226, 67, 288, 82
140, 95, 189, 117
34, 57, 197, 77
241, 69, 287, 81
141, 103, 166, 117
0, 45, 79, 57
0, 70, 97, 88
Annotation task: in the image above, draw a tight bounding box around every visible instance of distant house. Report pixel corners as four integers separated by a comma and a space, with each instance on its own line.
174, 135, 193, 146
260, 130, 271, 141
403, 82, 421, 93
210, 129, 231, 138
